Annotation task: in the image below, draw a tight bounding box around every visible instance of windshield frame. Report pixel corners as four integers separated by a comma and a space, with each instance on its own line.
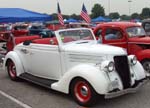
55, 28, 96, 45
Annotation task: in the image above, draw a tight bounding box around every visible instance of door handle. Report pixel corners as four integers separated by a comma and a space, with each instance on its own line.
20, 48, 29, 54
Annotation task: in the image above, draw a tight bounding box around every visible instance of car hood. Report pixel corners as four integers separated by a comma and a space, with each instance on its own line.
62, 41, 127, 56
128, 36, 150, 44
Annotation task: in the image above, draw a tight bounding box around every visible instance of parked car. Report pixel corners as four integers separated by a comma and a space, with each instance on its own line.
11, 24, 29, 36
94, 22, 150, 73
142, 19, 150, 35
3, 28, 148, 106
45, 20, 65, 31
28, 25, 46, 35
0, 24, 11, 42
38, 29, 55, 38
28, 25, 54, 38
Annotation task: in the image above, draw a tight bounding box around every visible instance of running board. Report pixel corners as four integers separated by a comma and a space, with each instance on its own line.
19, 73, 58, 89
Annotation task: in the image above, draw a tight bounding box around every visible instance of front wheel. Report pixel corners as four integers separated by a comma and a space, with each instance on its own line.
7, 60, 18, 81
141, 59, 150, 74
70, 78, 98, 107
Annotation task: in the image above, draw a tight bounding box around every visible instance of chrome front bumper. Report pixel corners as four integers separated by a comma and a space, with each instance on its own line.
105, 78, 149, 99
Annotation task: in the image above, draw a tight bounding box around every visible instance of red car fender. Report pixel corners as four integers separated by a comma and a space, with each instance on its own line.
135, 49, 150, 62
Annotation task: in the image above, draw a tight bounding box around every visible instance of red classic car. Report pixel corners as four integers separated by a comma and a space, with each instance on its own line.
142, 19, 150, 35
94, 22, 150, 73
11, 24, 29, 36
0, 24, 11, 41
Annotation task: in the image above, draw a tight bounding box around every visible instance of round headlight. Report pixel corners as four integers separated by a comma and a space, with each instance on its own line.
131, 56, 137, 65
107, 61, 115, 72
101, 61, 115, 72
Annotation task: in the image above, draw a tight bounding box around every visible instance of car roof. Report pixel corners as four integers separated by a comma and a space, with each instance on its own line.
97, 22, 141, 29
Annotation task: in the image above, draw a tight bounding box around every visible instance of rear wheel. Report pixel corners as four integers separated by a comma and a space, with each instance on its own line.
141, 59, 150, 74
7, 60, 18, 81
70, 78, 98, 107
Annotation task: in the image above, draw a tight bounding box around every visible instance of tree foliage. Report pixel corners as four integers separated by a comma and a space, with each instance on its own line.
91, 4, 105, 18
131, 13, 140, 19
51, 5, 150, 21
120, 15, 130, 20
70, 14, 81, 20
141, 7, 150, 19
109, 12, 120, 19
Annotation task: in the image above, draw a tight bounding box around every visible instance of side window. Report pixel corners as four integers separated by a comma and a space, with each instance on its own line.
96, 29, 102, 36
105, 28, 123, 40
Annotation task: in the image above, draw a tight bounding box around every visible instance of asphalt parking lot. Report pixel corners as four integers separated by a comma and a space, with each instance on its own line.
0, 68, 150, 108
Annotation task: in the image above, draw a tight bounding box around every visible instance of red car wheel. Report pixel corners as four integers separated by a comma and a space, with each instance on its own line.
7, 60, 18, 81
71, 78, 98, 106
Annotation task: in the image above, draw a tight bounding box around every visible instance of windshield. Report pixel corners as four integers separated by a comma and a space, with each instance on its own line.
126, 26, 146, 37
59, 29, 94, 44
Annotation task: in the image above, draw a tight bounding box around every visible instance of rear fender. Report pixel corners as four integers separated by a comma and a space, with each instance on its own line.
3, 51, 24, 76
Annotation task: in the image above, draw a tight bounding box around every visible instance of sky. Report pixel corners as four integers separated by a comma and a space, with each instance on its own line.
0, 0, 149, 15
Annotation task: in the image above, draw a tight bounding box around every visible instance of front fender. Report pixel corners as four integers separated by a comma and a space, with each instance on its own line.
130, 61, 146, 80
135, 49, 150, 61
3, 51, 24, 76
51, 64, 110, 95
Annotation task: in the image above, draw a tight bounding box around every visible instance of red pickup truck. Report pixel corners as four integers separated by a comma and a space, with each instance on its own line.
94, 22, 150, 73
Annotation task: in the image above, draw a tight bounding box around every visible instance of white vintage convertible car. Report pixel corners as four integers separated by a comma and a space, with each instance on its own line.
3, 28, 149, 106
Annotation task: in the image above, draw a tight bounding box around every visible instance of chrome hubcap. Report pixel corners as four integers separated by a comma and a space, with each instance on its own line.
12, 66, 16, 72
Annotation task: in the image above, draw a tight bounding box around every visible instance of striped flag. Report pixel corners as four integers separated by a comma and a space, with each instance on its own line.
57, 2, 64, 25
80, 3, 91, 23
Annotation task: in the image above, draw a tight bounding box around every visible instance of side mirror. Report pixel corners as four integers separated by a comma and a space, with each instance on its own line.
23, 40, 32, 46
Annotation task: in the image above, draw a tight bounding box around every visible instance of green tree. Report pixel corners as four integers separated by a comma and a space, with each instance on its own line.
120, 15, 130, 20
70, 14, 80, 20
51, 13, 70, 20
63, 15, 70, 20
91, 4, 105, 18
141, 7, 150, 19
109, 12, 120, 19
131, 13, 140, 19
51, 13, 57, 20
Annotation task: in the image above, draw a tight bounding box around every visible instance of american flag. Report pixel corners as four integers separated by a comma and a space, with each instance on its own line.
80, 3, 91, 23
57, 2, 64, 25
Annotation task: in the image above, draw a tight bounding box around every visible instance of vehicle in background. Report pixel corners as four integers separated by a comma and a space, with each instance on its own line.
65, 22, 91, 28
29, 24, 54, 38
45, 20, 64, 31
11, 24, 29, 36
142, 19, 150, 35
39, 29, 55, 38
94, 22, 150, 73
3, 28, 149, 106
0, 24, 11, 42
28, 24, 46, 35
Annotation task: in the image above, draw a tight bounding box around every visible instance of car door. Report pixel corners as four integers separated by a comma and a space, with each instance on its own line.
102, 27, 128, 49
18, 45, 32, 73
29, 43, 62, 80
